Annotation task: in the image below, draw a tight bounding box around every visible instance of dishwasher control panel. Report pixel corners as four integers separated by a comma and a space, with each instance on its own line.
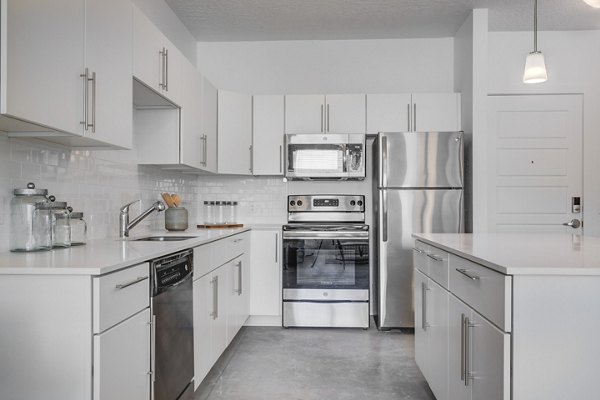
151, 250, 193, 295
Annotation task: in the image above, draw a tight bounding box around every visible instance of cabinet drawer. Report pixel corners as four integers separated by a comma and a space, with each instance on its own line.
93, 263, 150, 334
194, 232, 250, 279
449, 254, 512, 332
426, 245, 449, 290
413, 240, 430, 275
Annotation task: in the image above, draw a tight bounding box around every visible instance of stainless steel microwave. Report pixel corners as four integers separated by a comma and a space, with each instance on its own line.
284, 133, 365, 180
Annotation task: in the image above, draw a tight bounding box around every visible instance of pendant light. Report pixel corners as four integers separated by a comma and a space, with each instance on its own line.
523, 0, 548, 83
583, 0, 600, 8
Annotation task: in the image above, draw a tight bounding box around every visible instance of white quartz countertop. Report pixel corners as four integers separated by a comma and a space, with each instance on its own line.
413, 233, 600, 276
0, 227, 250, 276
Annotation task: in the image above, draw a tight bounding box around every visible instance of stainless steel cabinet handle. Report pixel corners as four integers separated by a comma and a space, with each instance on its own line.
407, 103, 411, 131
210, 276, 219, 319
427, 254, 444, 262
279, 145, 283, 173
413, 103, 417, 132
159, 48, 166, 89
456, 268, 480, 281
90, 71, 96, 133
115, 275, 148, 289
233, 238, 244, 243
164, 48, 169, 91
275, 233, 278, 262
421, 282, 430, 331
381, 135, 388, 187
320, 104, 324, 132
465, 316, 474, 386
236, 261, 242, 295
461, 313, 466, 382
382, 189, 388, 242
150, 314, 156, 384
202, 135, 208, 166
249, 145, 253, 173
80, 68, 89, 130
326, 103, 330, 132
412, 247, 425, 254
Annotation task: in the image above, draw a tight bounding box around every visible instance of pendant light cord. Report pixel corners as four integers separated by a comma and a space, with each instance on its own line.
534, 0, 538, 52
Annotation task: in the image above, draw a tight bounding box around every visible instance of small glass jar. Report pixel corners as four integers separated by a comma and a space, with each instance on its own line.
230, 201, 238, 224
49, 200, 71, 248
224, 201, 232, 224
204, 201, 214, 225
70, 212, 87, 246
10, 182, 51, 252
215, 201, 225, 225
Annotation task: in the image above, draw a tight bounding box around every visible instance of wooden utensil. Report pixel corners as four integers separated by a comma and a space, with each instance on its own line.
161, 192, 175, 208
171, 193, 181, 207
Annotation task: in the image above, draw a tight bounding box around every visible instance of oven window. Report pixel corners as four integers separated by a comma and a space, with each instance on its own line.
283, 238, 369, 290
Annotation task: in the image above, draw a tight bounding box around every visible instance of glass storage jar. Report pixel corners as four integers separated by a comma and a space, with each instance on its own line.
48, 199, 71, 248
70, 212, 87, 246
10, 182, 51, 252
215, 201, 225, 225
203, 201, 214, 225
230, 201, 238, 224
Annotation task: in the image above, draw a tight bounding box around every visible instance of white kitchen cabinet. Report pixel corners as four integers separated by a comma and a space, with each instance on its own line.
218, 90, 253, 175
226, 254, 250, 343
367, 93, 461, 134
285, 94, 366, 134
179, 62, 205, 170
200, 76, 218, 173
192, 273, 213, 387
93, 309, 151, 400
247, 229, 281, 326
132, 5, 184, 106
252, 95, 285, 175
2, 0, 132, 148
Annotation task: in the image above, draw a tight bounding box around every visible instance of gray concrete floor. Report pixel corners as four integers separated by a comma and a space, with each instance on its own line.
194, 325, 436, 400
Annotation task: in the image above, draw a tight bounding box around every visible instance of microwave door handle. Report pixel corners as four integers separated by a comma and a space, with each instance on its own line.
343, 144, 348, 173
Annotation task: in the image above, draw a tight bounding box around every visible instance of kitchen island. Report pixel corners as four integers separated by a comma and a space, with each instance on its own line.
412, 233, 600, 400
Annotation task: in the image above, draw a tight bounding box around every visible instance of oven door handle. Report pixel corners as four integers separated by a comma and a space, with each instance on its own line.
282, 231, 369, 239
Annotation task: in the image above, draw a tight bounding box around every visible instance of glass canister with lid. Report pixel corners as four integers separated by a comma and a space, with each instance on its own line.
10, 182, 52, 252
48, 196, 71, 248
70, 211, 87, 246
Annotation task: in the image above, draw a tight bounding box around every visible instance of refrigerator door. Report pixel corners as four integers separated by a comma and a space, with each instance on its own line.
377, 131, 463, 188
377, 188, 463, 329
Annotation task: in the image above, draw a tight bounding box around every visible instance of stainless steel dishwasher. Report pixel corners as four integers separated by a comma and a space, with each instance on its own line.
151, 249, 194, 400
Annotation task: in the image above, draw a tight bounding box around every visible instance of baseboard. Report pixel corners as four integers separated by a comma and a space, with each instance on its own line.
244, 315, 282, 327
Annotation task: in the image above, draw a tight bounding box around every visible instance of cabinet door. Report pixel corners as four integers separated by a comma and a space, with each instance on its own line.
4, 0, 84, 135
448, 295, 472, 400
366, 93, 412, 134
201, 76, 218, 173
218, 90, 253, 175
180, 64, 204, 169
253, 95, 284, 175
93, 309, 151, 400
240, 252, 251, 325
325, 94, 365, 134
428, 280, 449, 400
211, 268, 229, 361
193, 274, 212, 389
411, 93, 461, 132
414, 269, 430, 380
85, 0, 132, 148
471, 312, 510, 400
132, 5, 164, 94
250, 230, 281, 316
285, 95, 325, 134
226, 258, 242, 344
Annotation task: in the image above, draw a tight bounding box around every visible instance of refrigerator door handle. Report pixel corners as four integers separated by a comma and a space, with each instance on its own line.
381, 135, 388, 187
382, 190, 388, 242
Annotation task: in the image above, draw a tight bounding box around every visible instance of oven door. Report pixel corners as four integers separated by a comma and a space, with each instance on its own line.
282, 229, 369, 296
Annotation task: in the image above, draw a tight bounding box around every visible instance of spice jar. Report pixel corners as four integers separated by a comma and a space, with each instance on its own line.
215, 201, 225, 225
204, 201, 214, 225
70, 212, 87, 246
48, 197, 71, 248
10, 182, 51, 252
230, 201, 238, 224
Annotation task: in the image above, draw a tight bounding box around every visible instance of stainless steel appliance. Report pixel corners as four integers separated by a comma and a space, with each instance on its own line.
373, 131, 464, 329
284, 133, 365, 180
282, 195, 369, 328
151, 250, 194, 400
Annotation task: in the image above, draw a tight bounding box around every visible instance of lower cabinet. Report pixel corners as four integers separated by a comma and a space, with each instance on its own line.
248, 229, 281, 324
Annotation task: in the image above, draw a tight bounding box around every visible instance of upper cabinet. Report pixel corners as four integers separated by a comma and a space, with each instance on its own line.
252, 95, 284, 176
285, 94, 366, 134
199, 77, 218, 173
132, 6, 185, 106
217, 90, 253, 175
367, 93, 461, 134
1, 0, 133, 148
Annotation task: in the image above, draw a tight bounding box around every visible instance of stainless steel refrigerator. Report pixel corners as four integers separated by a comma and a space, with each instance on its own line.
373, 131, 464, 329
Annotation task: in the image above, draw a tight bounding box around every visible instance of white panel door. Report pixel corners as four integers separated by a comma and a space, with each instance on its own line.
411, 93, 461, 132
448, 295, 472, 400
180, 63, 203, 169
487, 95, 583, 233
85, 0, 132, 148
285, 95, 325, 133
325, 94, 366, 134
428, 279, 449, 400
226, 258, 242, 344
4, 0, 84, 134
250, 230, 281, 316
193, 275, 212, 389
201, 76, 218, 173
211, 267, 229, 362
218, 90, 253, 175
413, 269, 430, 381
93, 309, 151, 400
366, 93, 412, 134
253, 95, 284, 175
132, 5, 164, 94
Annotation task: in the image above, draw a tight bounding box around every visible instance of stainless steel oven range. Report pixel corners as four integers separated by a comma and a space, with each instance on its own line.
282, 195, 369, 328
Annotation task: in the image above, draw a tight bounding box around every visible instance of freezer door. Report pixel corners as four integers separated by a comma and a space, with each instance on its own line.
377, 131, 463, 188
377, 189, 463, 328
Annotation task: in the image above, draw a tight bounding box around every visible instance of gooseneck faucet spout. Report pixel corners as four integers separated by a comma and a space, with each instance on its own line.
119, 200, 166, 238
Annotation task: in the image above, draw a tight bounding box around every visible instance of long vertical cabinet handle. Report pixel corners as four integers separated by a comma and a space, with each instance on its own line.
236, 261, 243, 295
164, 49, 169, 91
80, 68, 89, 130
326, 103, 330, 132
150, 314, 156, 385
159, 48, 165, 89
461, 313, 466, 382
200, 135, 207, 166
210, 276, 219, 319
320, 105, 324, 132
275, 233, 278, 263
249, 145, 253, 173
407, 103, 411, 132
279, 145, 283, 174
382, 189, 388, 242
413, 103, 417, 132
421, 282, 430, 331
465, 317, 474, 386
90, 71, 96, 133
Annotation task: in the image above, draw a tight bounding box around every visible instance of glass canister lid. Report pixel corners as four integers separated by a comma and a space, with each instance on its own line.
70, 211, 84, 218
14, 182, 48, 196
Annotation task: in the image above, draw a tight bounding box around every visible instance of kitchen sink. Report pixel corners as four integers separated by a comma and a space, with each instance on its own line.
133, 236, 198, 242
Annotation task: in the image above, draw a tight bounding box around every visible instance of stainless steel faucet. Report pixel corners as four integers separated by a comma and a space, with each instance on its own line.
119, 200, 166, 238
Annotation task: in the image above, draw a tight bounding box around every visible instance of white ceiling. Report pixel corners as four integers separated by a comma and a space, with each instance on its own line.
165, 0, 600, 42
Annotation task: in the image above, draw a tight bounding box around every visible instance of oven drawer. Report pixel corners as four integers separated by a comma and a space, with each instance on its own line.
283, 288, 369, 301
283, 301, 369, 328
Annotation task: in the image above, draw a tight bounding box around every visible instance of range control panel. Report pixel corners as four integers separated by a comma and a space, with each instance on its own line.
288, 195, 365, 213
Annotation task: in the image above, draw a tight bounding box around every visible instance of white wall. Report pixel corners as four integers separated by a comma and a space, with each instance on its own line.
196, 38, 455, 94
487, 30, 600, 236
131, 0, 197, 63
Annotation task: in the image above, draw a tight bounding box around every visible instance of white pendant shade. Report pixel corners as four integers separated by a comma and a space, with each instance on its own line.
523, 51, 548, 84
583, 0, 600, 8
